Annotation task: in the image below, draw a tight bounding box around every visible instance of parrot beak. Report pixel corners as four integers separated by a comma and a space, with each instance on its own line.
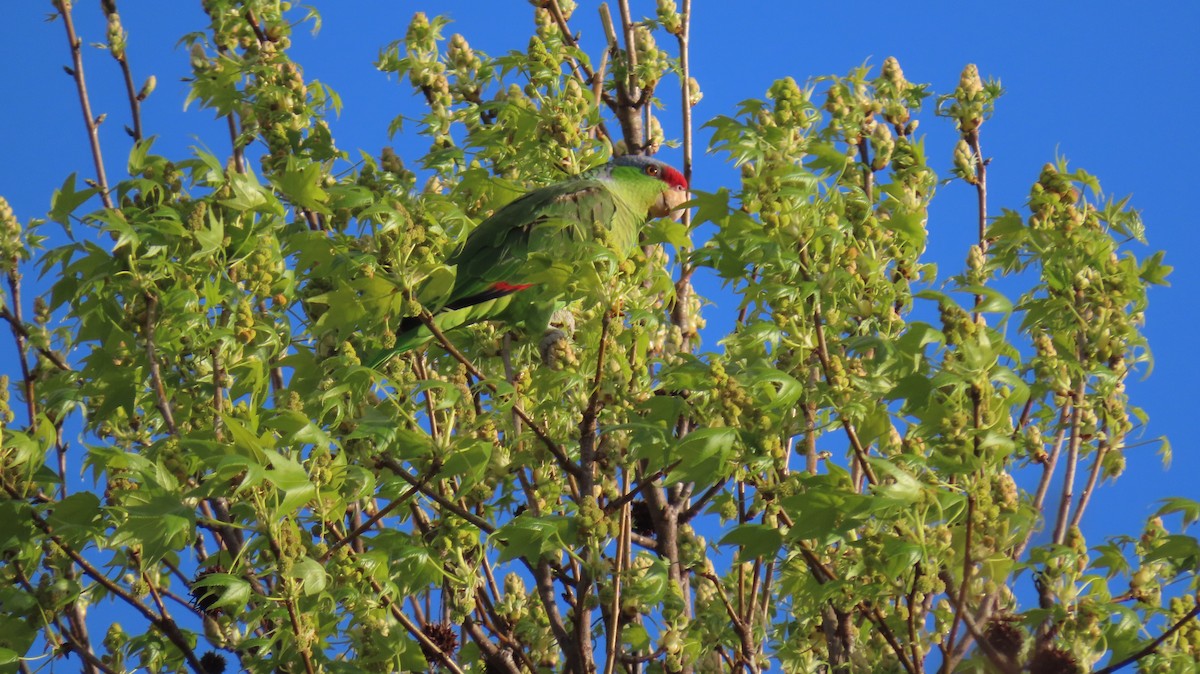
650, 185, 690, 221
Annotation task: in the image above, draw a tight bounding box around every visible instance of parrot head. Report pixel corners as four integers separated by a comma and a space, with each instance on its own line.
610, 155, 690, 220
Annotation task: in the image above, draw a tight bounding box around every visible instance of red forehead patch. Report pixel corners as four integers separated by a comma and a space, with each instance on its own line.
662, 166, 688, 190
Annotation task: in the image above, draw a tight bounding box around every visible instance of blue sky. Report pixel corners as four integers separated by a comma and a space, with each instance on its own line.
2, 0, 1198, 657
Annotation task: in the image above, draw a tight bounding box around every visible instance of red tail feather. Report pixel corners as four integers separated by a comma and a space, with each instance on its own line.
491, 281, 535, 293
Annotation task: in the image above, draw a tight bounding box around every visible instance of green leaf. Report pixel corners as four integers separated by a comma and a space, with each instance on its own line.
883, 209, 926, 243
439, 440, 492, 491
192, 206, 224, 258
262, 449, 318, 515
979, 553, 1014, 582
387, 540, 461, 592
666, 427, 738, 487
492, 515, 576, 563
113, 492, 196, 563
47, 492, 101, 543
127, 136, 157, 174
1142, 534, 1200, 566
623, 554, 670, 606
622, 624, 651, 651
955, 285, 1013, 315
745, 368, 804, 411
867, 458, 922, 504
719, 524, 783, 561
1138, 250, 1172, 286
643, 217, 691, 248
881, 539, 924, 578
290, 557, 328, 596
273, 159, 330, 214
782, 481, 875, 542
49, 174, 98, 226
191, 572, 252, 613
1156, 497, 1200, 527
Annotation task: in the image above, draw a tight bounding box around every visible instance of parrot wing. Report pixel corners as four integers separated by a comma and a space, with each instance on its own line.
442, 175, 632, 312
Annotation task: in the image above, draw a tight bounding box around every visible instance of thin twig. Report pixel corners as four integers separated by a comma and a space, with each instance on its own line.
944, 495, 977, 662
1014, 402, 1072, 559
320, 479, 423, 562
6, 481, 205, 672
263, 528, 317, 674
0, 305, 71, 372
100, 0, 143, 142
11, 560, 109, 674
1052, 378, 1087, 545
669, 0, 697, 353
3, 275, 38, 425
377, 456, 495, 534
957, 602, 1019, 674
55, 0, 113, 209
809, 297, 878, 485
417, 311, 583, 482
1069, 432, 1108, 531
1093, 598, 1200, 673
143, 294, 179, 436
367, 576, 468, 674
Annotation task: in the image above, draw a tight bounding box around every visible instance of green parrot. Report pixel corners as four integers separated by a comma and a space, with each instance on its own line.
368, 155, 689, 369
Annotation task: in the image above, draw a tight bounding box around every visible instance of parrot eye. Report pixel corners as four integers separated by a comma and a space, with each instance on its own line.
644, 164, 660, 177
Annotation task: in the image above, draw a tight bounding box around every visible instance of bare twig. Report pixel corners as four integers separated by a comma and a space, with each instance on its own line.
0, 304, 71, 372
12, 562, 110, 674
100, 0, 143, 142
809, 296, 878, 485
377, 456, 495, 534
1052, 377, 1087, 545
226, 114, 246, 174
262, 528, 317, 674
55, 0, 113, 209
1070, 432, 1109, 531
320, 479, 424, 562
1014, 402, 1072, 559
366, 576, 468, 674
968, 131, 988, 251
957, 603, 1019, 674
668, 0, 697, 353
602, 471, 632, 674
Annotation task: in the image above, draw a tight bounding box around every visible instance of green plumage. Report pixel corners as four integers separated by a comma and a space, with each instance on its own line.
367, 156, 687, 369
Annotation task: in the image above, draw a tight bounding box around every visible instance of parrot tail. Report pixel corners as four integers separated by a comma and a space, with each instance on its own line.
365, 319, 431, 370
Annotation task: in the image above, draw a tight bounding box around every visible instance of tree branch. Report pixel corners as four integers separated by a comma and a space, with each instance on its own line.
418, 311, 583, 483
1093, 597, 1200, 673
55, 0, 113, 209
377, 456, 495, 534
143, 294, 179, 436
5, 481, 205, 673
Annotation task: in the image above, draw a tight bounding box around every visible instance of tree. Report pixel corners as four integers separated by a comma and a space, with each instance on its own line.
0, 1, 1196, 673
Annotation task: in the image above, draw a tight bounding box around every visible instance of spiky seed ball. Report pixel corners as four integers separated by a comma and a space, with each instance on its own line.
984, 616, 1024, 660
199, 651, 227, 674
1029, 644, 1079, 674
188, 567, 227, 617
420, 621, 458, 664
630, 500, 655, 536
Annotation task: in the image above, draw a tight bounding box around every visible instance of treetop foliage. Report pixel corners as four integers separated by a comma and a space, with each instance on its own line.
0, 2, 1195, 673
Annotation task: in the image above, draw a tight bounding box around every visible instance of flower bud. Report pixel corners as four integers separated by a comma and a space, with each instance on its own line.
137, 75, 156, 101
959, 64, 983, 97
882, 56, 907, 89
657, 0, 683, 35
953, 139, 977, 184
